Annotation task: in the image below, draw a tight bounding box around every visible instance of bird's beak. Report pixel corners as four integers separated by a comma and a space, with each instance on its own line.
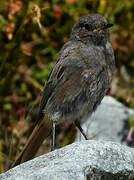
93, 23, 114, 32
103, 23, 114, 29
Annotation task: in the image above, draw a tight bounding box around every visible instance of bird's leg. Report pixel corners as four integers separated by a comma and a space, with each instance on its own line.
51, 120, 56, 151
75, 120, 88, 140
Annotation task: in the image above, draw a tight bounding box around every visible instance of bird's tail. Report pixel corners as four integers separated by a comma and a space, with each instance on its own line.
12, 116, 51, 168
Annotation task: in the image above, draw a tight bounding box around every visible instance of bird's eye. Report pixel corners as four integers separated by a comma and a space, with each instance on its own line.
84, 24, 93, 31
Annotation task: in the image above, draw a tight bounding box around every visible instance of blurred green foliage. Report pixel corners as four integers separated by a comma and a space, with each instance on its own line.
0, 0, 134, 172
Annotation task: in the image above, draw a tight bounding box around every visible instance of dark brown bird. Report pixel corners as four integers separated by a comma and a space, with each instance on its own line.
12, 14, 115, 167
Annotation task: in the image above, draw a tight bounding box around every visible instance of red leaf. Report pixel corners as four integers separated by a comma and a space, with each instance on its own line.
17, 107, 26, 116
53, 5, 62, 19
64, 123, 70, 128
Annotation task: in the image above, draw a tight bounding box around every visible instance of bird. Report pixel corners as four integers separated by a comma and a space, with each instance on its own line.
12, 14, 115, 167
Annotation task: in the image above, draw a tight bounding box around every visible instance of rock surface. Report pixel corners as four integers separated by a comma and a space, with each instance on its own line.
1, 140, 134, 180
76, 96, 134, 145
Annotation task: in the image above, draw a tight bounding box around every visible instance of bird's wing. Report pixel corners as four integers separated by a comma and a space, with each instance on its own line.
45, 59, 109, 114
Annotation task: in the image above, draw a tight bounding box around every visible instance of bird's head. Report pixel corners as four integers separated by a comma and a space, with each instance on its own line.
70, 14, 113, 46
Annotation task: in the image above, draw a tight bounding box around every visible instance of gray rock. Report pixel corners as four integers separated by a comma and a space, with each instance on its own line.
76, 96, 134, 144
1, 140, 134, 180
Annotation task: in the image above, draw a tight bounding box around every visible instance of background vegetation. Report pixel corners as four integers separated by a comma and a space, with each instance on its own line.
1, 0, 134, 172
